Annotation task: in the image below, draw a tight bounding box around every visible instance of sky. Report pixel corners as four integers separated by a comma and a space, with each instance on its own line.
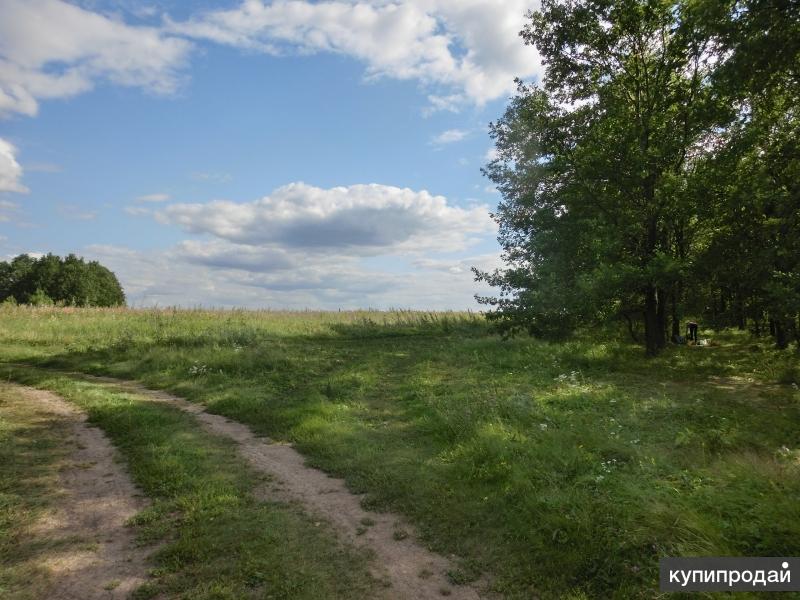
0, 0, 541, 309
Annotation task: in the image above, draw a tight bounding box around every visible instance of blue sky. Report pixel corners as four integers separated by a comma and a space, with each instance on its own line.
0, 0, 541, 309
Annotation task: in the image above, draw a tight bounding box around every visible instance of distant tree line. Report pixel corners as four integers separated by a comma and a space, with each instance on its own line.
0, 253, 125, 307
476, 0, 799, 354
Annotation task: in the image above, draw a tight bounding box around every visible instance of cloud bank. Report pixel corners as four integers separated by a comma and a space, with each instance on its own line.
96, 181, 499, 308
0, 0, 540, 117
157, 182, 494, 254
0, 0, 192, 117
86, 243, 503, 309
168, 0, 541, 107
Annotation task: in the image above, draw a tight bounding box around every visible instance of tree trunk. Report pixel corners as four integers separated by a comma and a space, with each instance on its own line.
642, 207, 661, 356
644, 284, 659, 356
791, 317, 799, 351
671, 288, 680, 339
623, 312, 640, 343
735, 290, 745, 330
775, 320, 788, 349
656, 287, 667, 349
796, 315, 800, 352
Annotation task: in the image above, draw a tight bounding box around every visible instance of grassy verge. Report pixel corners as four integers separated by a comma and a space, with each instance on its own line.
0, 383, 72, 599
1, 307, 799, 598
2, 367, 377, 600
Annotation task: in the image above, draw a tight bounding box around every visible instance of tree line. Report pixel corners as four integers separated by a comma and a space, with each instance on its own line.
476, 0, 799, 355
0, 253, 125, 307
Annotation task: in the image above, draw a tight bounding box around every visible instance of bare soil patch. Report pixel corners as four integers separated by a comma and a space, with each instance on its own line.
79, 374, 484, 600
9, 384, 151, 599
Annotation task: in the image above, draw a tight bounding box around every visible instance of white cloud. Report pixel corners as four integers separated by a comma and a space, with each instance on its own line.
484, 147, 499, 161
0, 0, 192, 117
0, 1, 540, 118
93, 180, 500, 309
156, 182, 494, 254
173, 239, 298, 272
0, 138, 28, 193
84, 242, 497, 310
167, 0, 541, 107
136, 192, 171, 202
423, 93, 464, 116
413, 252, 503, 275
431, 128, 470, 145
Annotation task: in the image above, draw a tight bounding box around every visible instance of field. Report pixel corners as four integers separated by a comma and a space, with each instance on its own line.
1, 306, 799, 599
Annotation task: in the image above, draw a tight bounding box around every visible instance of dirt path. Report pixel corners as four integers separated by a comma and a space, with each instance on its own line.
9, 384, 151, 599
73, 373, 484, 600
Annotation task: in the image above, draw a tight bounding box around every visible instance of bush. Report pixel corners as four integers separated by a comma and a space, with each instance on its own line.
27, 288, 54, 307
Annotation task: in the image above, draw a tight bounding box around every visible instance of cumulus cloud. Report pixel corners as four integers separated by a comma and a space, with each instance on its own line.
167, 0, 541, 107
0, 0, 192, 117
173, 239, 298, 272
95, 181, 499, 308
431, 128, 470, 145
156, 182, 494, 254
85, 242, 496, 309
413, 252, 503, 275
0, 1, 540, 117
0, 138, 28, 193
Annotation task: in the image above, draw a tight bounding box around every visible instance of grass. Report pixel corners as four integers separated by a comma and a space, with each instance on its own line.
1, 305, 799, 598
0, 383, 72, 599
1, 369, 376, 599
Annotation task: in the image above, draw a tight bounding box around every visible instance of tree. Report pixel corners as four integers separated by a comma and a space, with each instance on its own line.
0, 254, 125, 307
695, 0, 800, 347
477, 0, 730, 355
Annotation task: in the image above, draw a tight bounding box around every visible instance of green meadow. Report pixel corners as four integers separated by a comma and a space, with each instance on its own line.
1, 306, 799, 598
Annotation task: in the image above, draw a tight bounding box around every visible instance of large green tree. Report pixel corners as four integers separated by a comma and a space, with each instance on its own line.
477, 0, 799, 354
478, 0, 729, 354
0, 253, 125, 307
701, 0, 800, 347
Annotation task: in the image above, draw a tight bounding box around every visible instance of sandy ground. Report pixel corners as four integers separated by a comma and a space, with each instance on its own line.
78, 373, 484, 600
8, 384, 152, 599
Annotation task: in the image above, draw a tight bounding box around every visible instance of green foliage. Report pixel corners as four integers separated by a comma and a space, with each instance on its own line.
26, 289, 53, 307
0, 253, 125, 307
478, 0, 800, 354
